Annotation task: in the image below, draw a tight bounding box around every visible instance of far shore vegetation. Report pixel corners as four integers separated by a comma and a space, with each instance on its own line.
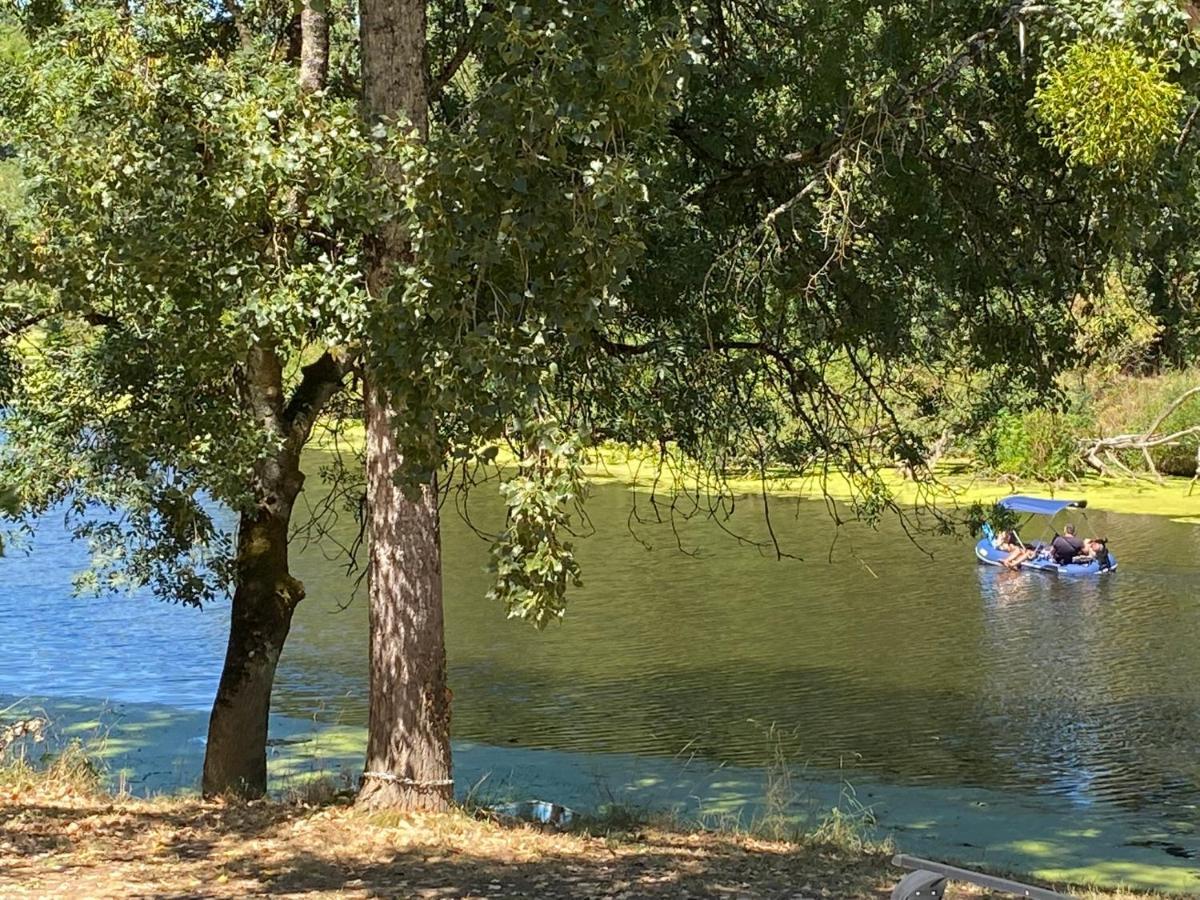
307, 373, 1200, 521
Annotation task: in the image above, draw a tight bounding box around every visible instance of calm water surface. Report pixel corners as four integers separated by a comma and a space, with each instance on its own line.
4, 471, 1200, 823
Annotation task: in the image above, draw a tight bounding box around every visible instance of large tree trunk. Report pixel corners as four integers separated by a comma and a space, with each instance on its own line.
357, 389, 453, 810
356, 0, 453, 812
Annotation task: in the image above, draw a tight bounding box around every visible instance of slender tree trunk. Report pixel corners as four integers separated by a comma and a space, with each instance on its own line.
200, 0, 333, 800
299, 0, 329, 94
202, 504, 303, 797
356, 0, 454, 812
202, 347, 307, 798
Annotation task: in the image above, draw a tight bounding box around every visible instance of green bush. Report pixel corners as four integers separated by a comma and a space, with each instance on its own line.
977, 408, 1091, 480
1032, 40, 1185, 173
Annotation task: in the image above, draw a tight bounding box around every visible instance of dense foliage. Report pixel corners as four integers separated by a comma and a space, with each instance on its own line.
0, 6, 386, 601
1034, 40, 1184, 172
3, 0, 1200, 625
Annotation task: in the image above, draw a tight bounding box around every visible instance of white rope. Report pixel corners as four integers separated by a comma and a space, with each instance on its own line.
361, 771, 454, 788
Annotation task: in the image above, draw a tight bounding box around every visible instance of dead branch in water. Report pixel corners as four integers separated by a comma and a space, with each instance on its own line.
1080, 385, 1200, 484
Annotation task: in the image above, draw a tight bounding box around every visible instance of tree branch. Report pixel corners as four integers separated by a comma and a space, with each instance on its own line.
1080, 385, 1200, 482
284, 346, 358, 448
430, 2, 494, 102
0, 312, 53, 341
1176, 101, 1200, 157
222, 0, 253, 50
687, 1, 1054, 203
592, 332, 812, 390
0, 309, 119, 341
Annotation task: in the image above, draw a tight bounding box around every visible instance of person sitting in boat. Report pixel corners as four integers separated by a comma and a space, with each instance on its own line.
995, 528, 1020, 552
1075, 537, 1111, 568
995, 529, 1030, 568
1049, 524, 1084, 565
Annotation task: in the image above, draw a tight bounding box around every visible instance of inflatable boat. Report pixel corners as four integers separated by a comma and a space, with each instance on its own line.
975, 495, 1117, 575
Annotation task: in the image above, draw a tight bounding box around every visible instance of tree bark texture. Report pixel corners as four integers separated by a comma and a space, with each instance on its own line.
357, 390, 453, 810
201, 505, 303, 797
299, 0, 329, 94
202, 347, 306, 799
356, 0, 454, 812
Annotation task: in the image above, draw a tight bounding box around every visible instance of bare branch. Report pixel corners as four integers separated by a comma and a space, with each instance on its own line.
1080, 385, 1200, 482
1, 309, 119, 341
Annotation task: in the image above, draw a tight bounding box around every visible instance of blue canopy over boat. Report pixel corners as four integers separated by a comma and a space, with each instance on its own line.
997, 495, 1087, 516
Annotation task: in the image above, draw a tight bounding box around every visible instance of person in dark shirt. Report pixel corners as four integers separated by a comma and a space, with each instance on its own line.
1050, 523, 1084, 565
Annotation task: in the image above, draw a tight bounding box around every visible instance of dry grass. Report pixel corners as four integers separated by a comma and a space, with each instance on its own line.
0, 771, 1183, 900
0, 740, 104, 801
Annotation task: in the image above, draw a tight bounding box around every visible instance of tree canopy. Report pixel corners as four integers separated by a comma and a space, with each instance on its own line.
2, 0, 1199, 802
5, 0, 1198, 616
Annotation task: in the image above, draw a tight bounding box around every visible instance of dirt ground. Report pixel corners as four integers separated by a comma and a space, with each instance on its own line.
0, 782, 1171, 899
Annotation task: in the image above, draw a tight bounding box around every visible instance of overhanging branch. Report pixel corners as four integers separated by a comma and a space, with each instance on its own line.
430, 2, 494, 102
1, 309, 119, 340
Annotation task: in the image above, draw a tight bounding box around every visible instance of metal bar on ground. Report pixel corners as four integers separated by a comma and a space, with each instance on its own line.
892, 854, 1075, 899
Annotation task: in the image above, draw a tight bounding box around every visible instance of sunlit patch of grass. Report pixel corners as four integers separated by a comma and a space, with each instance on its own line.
0, 776, 1185, 899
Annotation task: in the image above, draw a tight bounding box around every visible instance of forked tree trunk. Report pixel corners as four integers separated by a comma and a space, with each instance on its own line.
202, 346, 307, 798
356, 0, 454, 811
200, 0, 333, 800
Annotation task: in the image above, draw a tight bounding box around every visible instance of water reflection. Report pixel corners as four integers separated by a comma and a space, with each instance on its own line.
976, 564, 1200, 816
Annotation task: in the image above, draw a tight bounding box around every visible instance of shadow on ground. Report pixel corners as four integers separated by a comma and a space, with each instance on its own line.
0, 793, 899, 899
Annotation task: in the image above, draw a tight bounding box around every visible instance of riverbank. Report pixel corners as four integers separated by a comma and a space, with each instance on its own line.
0, 768, 1175, 900
7, 696, 1200, 894
303, 426, 1199, 522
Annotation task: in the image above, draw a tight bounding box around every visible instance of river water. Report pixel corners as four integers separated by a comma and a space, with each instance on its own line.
4, 471, 1200, 877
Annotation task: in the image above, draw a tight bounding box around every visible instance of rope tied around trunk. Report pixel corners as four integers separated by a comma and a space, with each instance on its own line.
361, 770, 454, 789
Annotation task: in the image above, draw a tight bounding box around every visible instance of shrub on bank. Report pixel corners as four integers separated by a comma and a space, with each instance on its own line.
976, 408, 1092, 480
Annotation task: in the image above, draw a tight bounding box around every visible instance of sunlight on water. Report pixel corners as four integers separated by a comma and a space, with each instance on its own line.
4, 464, 1200, 827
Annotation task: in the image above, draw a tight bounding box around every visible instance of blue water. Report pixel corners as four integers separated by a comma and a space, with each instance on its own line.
1, 515, 230, 709
5, 480, 1200, 848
